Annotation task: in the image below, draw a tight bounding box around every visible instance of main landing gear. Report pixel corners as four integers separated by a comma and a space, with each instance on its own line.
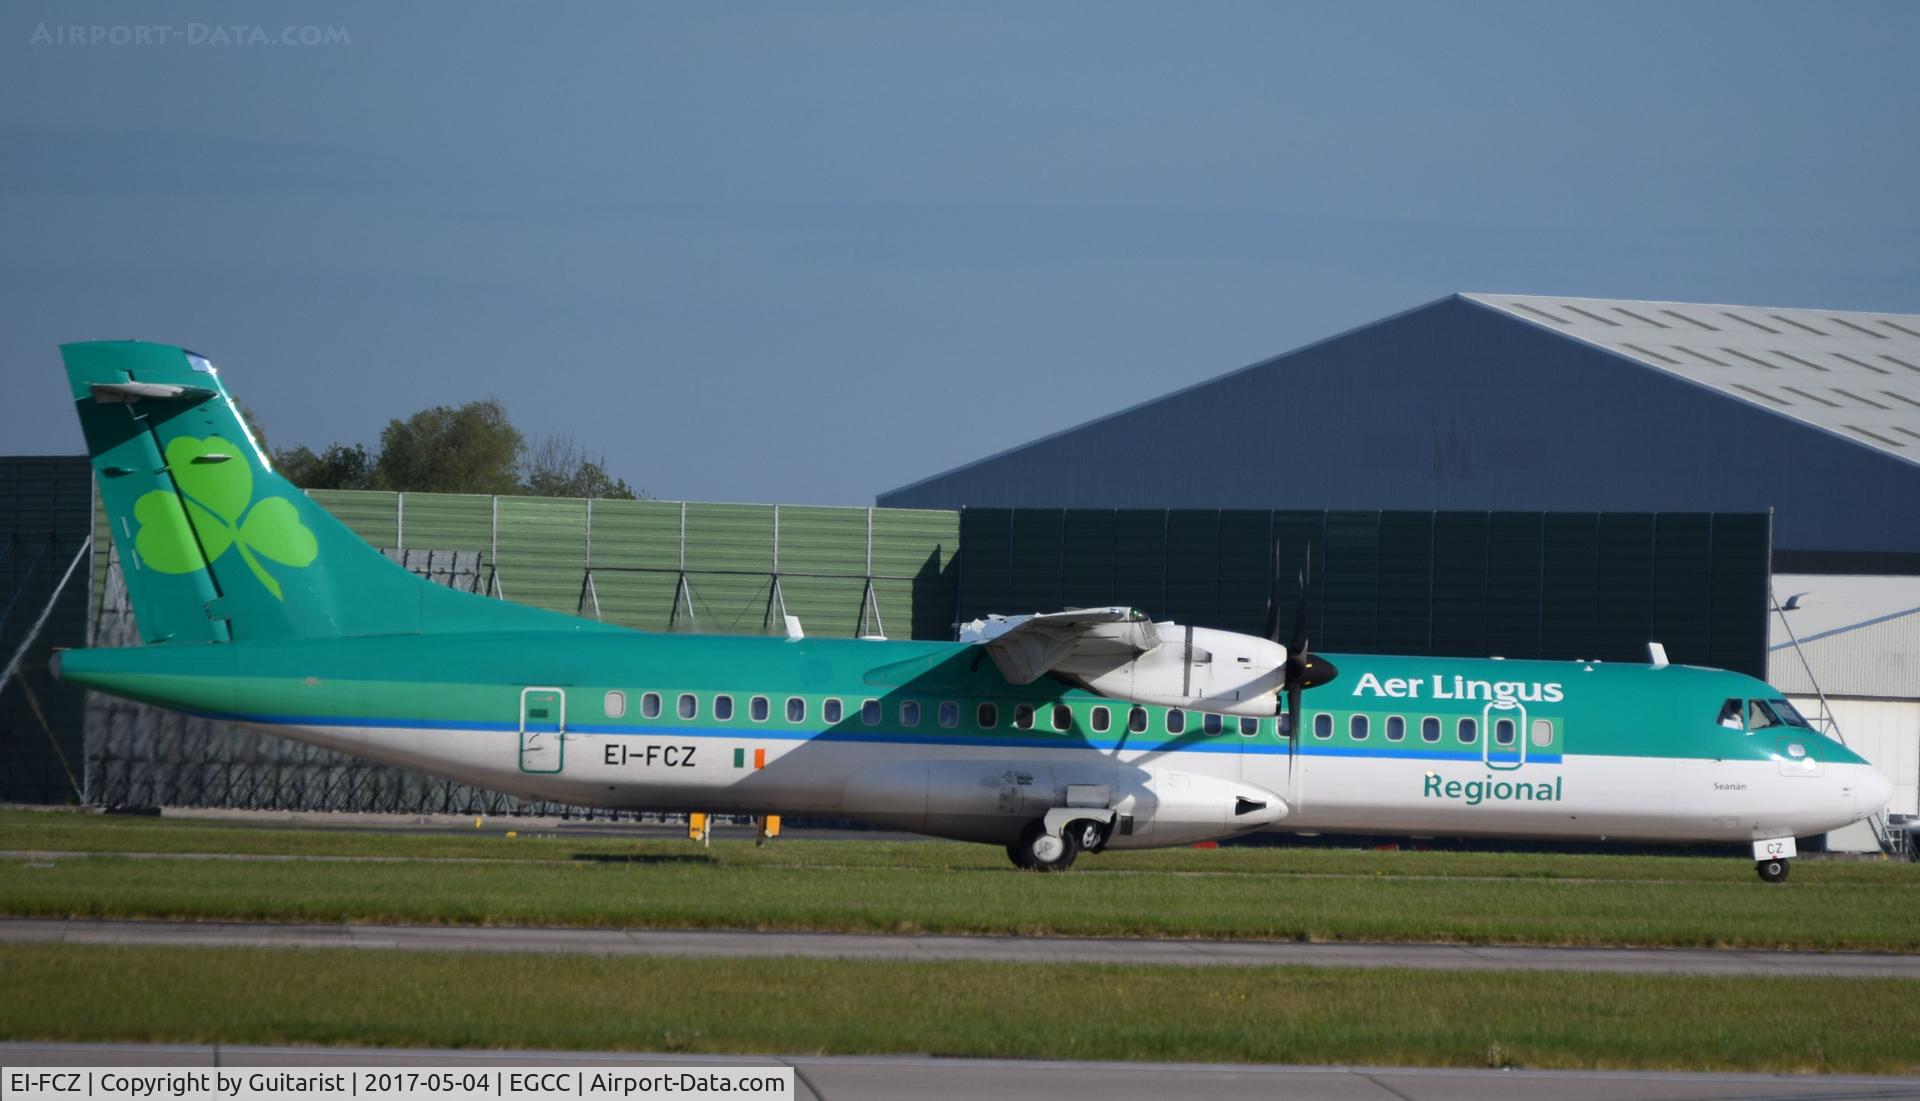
1008, 817, 1109, 872
1756, 858, 1790, 884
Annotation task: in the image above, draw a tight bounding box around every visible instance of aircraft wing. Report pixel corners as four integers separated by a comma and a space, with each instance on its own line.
959, 606, 1163, 686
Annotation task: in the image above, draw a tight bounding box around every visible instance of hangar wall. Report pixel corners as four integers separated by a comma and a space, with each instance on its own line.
0, 457, 91, 804
880, 295, 1920, 561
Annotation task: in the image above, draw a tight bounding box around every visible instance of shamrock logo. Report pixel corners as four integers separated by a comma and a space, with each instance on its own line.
133, 435, 319, 600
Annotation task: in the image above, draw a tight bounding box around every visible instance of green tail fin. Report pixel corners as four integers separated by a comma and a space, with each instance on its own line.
64, 341, 604, 643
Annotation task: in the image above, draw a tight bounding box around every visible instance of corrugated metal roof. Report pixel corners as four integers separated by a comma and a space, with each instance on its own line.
1768, 573, 1920, 698
1471, 294, 1920, 467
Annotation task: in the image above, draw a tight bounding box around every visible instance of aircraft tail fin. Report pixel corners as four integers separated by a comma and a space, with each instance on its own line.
63, 340, 602, 643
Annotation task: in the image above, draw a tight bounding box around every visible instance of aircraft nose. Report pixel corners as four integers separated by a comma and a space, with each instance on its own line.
1856, 766, 1894, 820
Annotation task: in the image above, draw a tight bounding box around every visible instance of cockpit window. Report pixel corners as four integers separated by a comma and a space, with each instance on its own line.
1765, 698, 1812, 728
1716, 699, 1743, 729
1747, 700, 1781, 730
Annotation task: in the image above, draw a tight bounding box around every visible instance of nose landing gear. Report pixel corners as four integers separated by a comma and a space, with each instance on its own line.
1756, 858, 1790, 884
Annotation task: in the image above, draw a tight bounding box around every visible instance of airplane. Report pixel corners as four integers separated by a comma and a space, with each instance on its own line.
52, 341, 1895, 882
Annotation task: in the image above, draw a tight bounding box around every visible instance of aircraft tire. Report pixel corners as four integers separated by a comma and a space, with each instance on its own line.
1070, 818, 1109, 855
1757, 858, 1790, 884
1013, 820, 1079, 872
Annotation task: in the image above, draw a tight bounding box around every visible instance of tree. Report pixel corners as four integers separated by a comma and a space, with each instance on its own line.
275, 442, 375, 490
523, 432, 642, 500
269, 398, 644, 499
372, 398, 524, 495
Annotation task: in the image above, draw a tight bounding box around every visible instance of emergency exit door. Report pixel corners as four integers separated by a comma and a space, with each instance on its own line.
519, 687, 566, 774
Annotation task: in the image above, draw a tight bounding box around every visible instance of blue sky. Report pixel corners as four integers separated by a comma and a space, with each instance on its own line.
4, 1, 1917, 504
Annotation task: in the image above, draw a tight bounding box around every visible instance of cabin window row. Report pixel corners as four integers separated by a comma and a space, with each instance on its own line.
1300, 713, 1554, 746
601, 691, 1553, 747
601, 690, 1270, 736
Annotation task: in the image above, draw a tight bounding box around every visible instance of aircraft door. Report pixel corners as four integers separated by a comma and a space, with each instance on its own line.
519, 687, 566, 774
1482, 698, 1526, 771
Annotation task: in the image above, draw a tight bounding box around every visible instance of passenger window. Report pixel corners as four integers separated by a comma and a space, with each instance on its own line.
1203, 713, 1223, 735
677, 693, 697, 720
978, 702, 998, 728
1386, 715, 1405, 742
714, 694, 733, 721
786, 697, 806, 723
1128, 706, 1148, 733
1531, 718, 1552, 747
1052, 705, 1072, 731
1240, 716, 1260, 736
823, 698, 842, 724
1091, 706, 1110, 733
1313, 713, 1333, 739
604, 690, 626, 719
641, 692, 662, 719
1421, 717, 1440, 743
1014, 704, 1035, 730
901, 700, 921, 727
750, 695, 769, 722
1167, 709, 1186, 734
938, 701, 958, 728
862, 699, 881, 725
1458, 717, 1477, 744
1495, 718, 1516, 746
1350, 714, 1369, 741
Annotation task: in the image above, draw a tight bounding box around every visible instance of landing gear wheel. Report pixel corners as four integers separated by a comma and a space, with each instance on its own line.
1070, 818, 1109, 855
1010, 820, 1080, 872
1757, 858, 1790, 884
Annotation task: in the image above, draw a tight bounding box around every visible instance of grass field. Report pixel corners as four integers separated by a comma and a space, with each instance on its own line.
5, 811, 1918, 950
5, 944, 1919, 1074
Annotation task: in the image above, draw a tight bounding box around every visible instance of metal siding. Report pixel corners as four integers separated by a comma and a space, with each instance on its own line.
398, 493, 492, 554
1009, 509, 1065, 614
310, 490, 399, 548
1058, 509, 1119, 612
1595, 513, 1657, 660
1112, 510, 1168, 620
869, 507, 960, 640
956, 508, 1014, 623
1, 456, 92, 803
493, 496, 588, 615
1428, 512, 1489, 657
1375, 511, 1434, 654
1710, 513, 1771, 676
776, 506, 872, 637
1484, 512, 1544, 659
1539, 513, 1600, 660
1321, 511, 1379, 651
1162, 510, 1219, 627
1215, 510, 1273, 637
879, 295, 1920, 558
1651, 513, 1714, 663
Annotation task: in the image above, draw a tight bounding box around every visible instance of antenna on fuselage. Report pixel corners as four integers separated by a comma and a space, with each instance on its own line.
1647, 642, 1670, 668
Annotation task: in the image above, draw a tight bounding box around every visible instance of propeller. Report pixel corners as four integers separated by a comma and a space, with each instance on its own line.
1270, 543, 1339, 767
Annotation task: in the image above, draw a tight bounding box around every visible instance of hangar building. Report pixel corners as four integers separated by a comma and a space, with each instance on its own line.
880, 294, 1920, 573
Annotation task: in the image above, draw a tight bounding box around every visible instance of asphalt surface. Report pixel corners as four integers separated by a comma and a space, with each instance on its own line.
7, 917, 1920, 977
4, 1043, 1917, 1101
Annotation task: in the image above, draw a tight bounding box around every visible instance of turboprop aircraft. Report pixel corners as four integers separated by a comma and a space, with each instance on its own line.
52, 341, 1894, 881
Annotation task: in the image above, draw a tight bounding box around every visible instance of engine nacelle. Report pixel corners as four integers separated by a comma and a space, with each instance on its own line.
1062, 625, 1285, 718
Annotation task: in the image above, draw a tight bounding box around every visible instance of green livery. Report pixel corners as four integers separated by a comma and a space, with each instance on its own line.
52, 342, 1894, 879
